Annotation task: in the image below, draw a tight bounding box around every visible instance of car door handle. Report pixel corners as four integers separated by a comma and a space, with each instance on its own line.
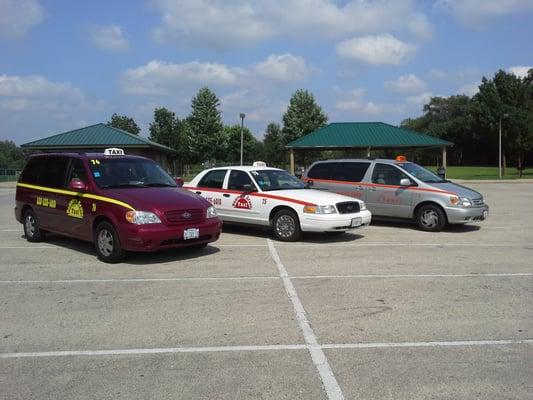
223, 194, 230, 198
195, 191, 202, 195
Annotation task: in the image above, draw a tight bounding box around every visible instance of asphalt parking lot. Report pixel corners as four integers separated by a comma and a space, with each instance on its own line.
1, 182, 532, 400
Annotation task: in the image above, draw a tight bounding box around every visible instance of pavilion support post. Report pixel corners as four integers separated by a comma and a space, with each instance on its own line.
442, 146, 447, 175
367, 147, 371, 158
289, 149, 295, 175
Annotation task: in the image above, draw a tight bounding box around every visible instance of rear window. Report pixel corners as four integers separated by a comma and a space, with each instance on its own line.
198, 170, 227, 189
331, 162, 370, 182
39, 157, 70, 188
19, 157, 45, 184
307, 162, 337, 180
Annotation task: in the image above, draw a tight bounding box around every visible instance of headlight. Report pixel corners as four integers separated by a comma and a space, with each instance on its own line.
206, 206, 218, 218
449, 196, 472, 207
303, 205, 337, 214
125, 211, 161, 224
360, 201, 366, 211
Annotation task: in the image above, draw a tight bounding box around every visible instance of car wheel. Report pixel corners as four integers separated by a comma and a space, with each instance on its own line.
95, 221, 125, 263
23, 209, 46, 242
190, 242, 208, 250
272, 209, 301, 241
417, 204, 446, 232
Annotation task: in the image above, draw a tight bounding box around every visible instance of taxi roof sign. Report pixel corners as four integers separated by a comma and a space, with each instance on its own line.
252, 161, 267, 167
104, 148, 125, 156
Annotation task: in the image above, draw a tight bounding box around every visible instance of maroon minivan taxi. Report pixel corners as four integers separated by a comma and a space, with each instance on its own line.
15, 149, 222, 263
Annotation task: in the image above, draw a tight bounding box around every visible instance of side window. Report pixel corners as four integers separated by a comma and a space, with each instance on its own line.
66, 159, 88, 183
371, 163, 408, 186
19, 157, 45, 184
228, 170, 255, 191
198, 170, 227, 189
39, 157, 69, 188
307, 162, 337, 179
331, 162, 370, 182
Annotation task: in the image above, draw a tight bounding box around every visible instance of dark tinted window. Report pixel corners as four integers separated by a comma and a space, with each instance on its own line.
371, 163, 408, 185
331, 162, 370, 182
19, 157, 45, 184
228, 170, 255, 191
39, 157, 69, 188
307, 162, 336, 179
66, 158, 88, 183
198, 170, 227, 189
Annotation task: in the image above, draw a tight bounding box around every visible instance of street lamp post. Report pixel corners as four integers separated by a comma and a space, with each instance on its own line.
499, 113, 509, 179
239, 113, 245, 166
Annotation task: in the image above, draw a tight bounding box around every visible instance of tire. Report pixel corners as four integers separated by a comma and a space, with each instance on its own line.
416, 204, 446, 232
94, 221, 125, 263
272, 209, 301, 241
23, 209, 46, 242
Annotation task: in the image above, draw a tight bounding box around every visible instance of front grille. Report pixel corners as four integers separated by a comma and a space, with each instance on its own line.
472, 198, 484, 206
164, 209, 204, 225
161, 235, 212, 246
336, 201, 360, 214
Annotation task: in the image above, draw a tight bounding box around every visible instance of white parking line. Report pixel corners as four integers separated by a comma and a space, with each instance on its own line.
267, 239, 345, 400
1, 272, 531, 285
276, 242, 533, 248
2, 339, 530, 359
322, 339, 533, 350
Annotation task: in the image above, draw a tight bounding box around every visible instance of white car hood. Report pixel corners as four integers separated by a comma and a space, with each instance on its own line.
262, 188, 361, 205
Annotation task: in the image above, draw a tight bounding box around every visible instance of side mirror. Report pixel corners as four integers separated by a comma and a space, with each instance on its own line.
69, 178, 87, 191
242, 184, 256, 193
174, 177, 184, 187
400, 178, 412, 187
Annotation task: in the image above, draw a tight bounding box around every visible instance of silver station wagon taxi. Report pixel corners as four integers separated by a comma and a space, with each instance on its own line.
303, 157, 489, 232
185, 164, 372, 241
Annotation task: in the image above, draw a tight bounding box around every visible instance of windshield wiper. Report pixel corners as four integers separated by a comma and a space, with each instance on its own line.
101, 182, 148, 189
146, 182, 177, 187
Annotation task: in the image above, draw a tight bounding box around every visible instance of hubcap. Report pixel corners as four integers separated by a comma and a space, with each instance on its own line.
97, 229, 114, 256
421, 209, 439, 228
25, 214, 35, 237
275, 215, 296, 238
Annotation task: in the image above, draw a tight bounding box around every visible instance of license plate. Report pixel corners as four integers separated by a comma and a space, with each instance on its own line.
183, 228, 200, 240
351, 217, 362, 228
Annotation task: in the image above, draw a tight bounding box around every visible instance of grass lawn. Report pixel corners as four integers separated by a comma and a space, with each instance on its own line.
425, 166, 533, 180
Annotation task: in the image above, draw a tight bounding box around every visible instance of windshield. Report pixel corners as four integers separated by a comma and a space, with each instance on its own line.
250, 169, 305, 191
88, 157, 176, 189
397, 162, 445, 183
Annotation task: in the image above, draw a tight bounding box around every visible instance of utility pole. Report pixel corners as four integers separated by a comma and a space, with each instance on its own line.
240, 113, 245, 166
499, 117, 502, 179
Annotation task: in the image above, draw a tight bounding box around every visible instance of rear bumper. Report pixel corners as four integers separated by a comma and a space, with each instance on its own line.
444, 205, 489, 224
301, 210, 372, 232
118, 217, 223, 251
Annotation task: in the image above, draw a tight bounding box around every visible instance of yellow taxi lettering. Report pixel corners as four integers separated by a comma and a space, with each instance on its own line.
67, 199, 84, 219
92, 203, 97, 212
36, 196, 42, 205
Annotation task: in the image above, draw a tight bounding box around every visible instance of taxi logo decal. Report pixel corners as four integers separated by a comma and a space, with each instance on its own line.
67, 199, 84, 219
182, 211, 192, 219
233, 196, 252, 210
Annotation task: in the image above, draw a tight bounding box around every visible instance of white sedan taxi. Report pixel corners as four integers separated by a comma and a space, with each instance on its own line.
185, 165, 371, 241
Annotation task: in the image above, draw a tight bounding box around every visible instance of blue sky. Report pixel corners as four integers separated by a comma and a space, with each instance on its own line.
1, 0, 532, 144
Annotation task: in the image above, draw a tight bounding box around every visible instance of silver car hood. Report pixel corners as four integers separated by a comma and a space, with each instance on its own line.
426, 181, 483, 200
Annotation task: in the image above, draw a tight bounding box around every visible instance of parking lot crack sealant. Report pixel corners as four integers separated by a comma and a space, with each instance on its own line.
266, 239, 345, 400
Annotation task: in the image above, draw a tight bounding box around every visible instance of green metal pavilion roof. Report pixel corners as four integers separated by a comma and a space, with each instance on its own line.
286, 122, 453, 149
21, 123, 176, 153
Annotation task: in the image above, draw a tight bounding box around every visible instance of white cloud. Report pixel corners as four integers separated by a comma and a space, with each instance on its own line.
428, 68, 447, 79
0, 0, 44, 39
508, 65, 532, 78
151, 0, 432, 49
385, 74, 426, 93
121, 54, 313, 95
0, 74, 83, 99
335, 88, 386, 114
253, 54, 314, 82
121, 60, 241, 95
336, 33, 416, 65
436, 0, 533, 24
458, 82, 479, 96
89, 25, 129, 51
406, 92, 433, 106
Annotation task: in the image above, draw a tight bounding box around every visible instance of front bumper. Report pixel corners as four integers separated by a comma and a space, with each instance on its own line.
300, 209, 372, 232
444, 205, 489, 224
118, 217, 223, 252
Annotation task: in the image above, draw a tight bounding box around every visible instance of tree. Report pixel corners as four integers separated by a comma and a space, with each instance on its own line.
0, 140, 26, 169
149, 107, 180, 149
262, 122, 285, 167
188, 87, 224, 163
222, 125, 259, 164
282, 90, 328, 165
107, 113, 140, 135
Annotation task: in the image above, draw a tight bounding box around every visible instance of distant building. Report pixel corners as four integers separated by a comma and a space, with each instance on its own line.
21, 123, 176, 172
